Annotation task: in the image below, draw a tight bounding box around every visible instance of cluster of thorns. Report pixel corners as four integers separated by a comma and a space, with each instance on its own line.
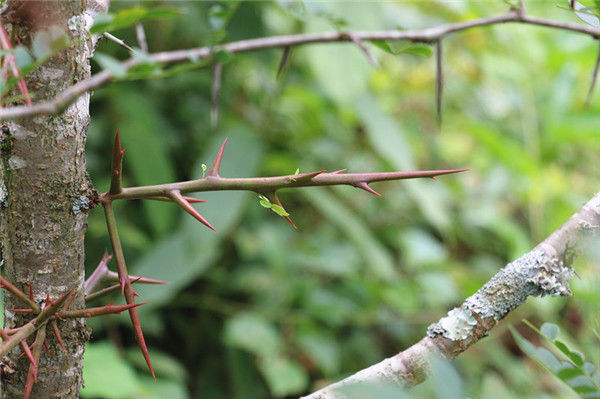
0, 129, 466, 397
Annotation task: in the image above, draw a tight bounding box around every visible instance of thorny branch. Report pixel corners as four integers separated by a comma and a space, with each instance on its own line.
1, 9, 599, 120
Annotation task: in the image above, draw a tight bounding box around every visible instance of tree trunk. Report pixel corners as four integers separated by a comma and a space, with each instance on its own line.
0, 1, 103, 397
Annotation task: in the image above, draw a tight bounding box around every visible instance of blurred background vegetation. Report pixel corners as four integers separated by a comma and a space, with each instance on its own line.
80, 1, 599, 397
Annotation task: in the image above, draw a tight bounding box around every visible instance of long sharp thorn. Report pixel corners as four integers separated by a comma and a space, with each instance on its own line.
0, 276, 39, 312
277, 46, 292, 79
120, 275, 127, 296
432, 176, 438, 181
169, 190, 217, 232
294, 170, 326, 182
59, 302, 147, 318
43, 339, 49, 356
348, 33, 379, 68
330, 169, 347, 174
355, 182, 382, 197
64, 292, 77, 311
109, 129, 124, 194
147, 195, 207, 203
24, 326, 46, 399
129, 303, 155, 380
436, 39, 444, 127
8, 308, 33, 313
585, 42, 600, 108
51, 320, 67, 354
20, 339, 36, 370
28, 283, 33, 301
207, 138, 228, 177
273, 192, 296, 229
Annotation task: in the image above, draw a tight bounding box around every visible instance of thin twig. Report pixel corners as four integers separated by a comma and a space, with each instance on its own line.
1, 10, 599, 120
585, 41, 600, 107
347, 33, 380, 68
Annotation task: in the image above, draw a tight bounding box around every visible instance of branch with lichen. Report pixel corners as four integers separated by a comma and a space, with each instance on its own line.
303, 191, 600, 399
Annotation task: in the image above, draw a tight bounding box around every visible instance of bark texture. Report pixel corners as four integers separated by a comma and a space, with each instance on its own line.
304, 192, 600, 398
0, 1, 98, 397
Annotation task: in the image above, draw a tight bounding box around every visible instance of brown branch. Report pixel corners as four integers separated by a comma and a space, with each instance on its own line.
1, 10, 599, 120
0, 290, 71, 359
303, 191, 600, 398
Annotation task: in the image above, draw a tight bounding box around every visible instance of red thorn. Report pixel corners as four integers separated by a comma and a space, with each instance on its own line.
132, 288, 141, 298
273, 192, 296, 229
207, 138, 228, 177
183, 196, 207, 203
169, 190, 217, 232
54, 312, 63, 321
43, 294, 51, 308
120, 275, 127, 296
64, 292, 77, 311
28, 283, 33, 301
86, 313, 92, 318
355, 182, 382, 197
121, 147, 128, 155
294, 170, 326, 182
127, 302, 156, 380
51, 320, 67, 354
43, 339, 49, 356
330, 169, 347, 174
8, 308, 33, 313
20, 340, 36, 370
431, 176, 438, 181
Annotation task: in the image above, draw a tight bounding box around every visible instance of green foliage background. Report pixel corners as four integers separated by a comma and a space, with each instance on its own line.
81, 1, 599, 397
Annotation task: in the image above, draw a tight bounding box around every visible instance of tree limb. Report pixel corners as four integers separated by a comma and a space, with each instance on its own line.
1, 10, 599, 120
303, 191, 600, 398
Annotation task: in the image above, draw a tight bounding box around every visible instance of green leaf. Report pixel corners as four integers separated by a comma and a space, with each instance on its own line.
370, 40, 394, 54
81, 342, 141, 399
554, 340, 571, 357
224, 312, 282, 357
258, 355, 309, 397
400, 44, 433, 57
259, 196, 272, 209
94, 53, 127, 78
557, 366, 584, 380
540, 323, 560, 340
568, 351, 585, 367
270, 204, 290, 217
572, 385, 598, 393
91, 7, 181, 34
215, 50, 233, 64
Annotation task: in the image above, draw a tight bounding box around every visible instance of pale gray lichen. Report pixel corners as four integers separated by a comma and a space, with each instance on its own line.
464, 249, 573, 320
427, 307, 477, 340
0, 181, 7, 207
72, 196, 89, 214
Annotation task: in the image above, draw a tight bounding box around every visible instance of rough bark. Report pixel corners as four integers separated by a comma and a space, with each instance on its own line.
0, 1, 102, 397
304, 192, 600, 399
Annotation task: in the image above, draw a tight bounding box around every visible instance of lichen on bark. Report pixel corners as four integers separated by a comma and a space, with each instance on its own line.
0, 1, 102, 397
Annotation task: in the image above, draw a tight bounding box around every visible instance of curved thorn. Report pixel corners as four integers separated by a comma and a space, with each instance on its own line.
355, 182, 382, 197
207, 138, 228, 177
169, 190, 217, 232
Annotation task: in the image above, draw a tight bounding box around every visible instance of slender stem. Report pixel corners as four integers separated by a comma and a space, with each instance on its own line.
1, 11, 599, 120
103, 169, 468, 201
